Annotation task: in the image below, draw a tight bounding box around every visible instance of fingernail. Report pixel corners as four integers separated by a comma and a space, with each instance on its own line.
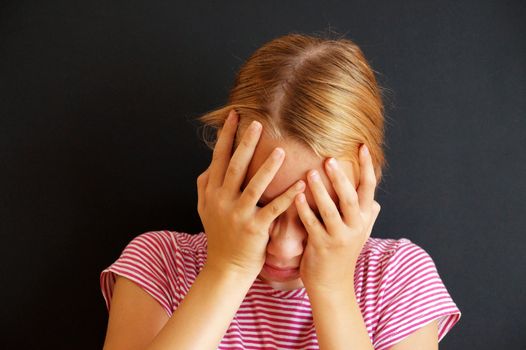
327, 157, 338, 169
309, 170, 320, 181
228, 110, 238, 124
295, 180, 305, 190
250, 120, 262, 132
272, 147, 283, 159
362, 144, 369, 156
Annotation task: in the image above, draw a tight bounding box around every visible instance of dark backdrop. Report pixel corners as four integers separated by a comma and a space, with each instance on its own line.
1, 1, 524, 348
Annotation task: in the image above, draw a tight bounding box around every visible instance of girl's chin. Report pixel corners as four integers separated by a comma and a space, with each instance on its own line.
258, 272, 304, 291
260, 277, 304, 291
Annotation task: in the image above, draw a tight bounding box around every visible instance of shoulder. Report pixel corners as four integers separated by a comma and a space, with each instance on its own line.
361, 237, 462, 349
357, 236, 421, 269
360, 236, 413, 255
100, 230, 208, 315
355, 236, 440, 293
359, 236, 432, 264
361, 236, 420, 254
124, 230, 207, 257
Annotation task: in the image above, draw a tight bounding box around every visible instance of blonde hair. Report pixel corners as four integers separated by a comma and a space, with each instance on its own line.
196, 32, 390, 187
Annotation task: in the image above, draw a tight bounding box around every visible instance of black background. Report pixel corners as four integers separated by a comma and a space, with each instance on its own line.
1, 1, 524, 349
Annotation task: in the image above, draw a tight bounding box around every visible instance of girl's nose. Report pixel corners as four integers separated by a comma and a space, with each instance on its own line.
265, 216, 306, 260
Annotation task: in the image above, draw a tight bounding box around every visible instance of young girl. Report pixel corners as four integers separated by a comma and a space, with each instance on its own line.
100, 33, 461, 349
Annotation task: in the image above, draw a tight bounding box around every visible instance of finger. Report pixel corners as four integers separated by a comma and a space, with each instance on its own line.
208, 109, 238, 188
306, 169, 344, 234
324, 157, 361, 228
256, 179, 306, 225
295, 192, 325, 243
357, 144, 377, 212
239, 147, 285, 207
364, 200, 381, 241
196, 166, 210, 215
223, 120, 262, 196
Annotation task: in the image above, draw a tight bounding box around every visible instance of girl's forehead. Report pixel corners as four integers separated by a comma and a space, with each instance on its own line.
242, 135, 341, 211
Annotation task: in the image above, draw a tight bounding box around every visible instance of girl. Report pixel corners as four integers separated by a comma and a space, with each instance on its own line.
100, 33, 461, 349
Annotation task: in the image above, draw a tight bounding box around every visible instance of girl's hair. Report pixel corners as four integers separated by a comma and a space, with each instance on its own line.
196, 32, 389, 187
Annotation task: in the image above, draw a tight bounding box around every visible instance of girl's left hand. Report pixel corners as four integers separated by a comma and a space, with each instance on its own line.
295, 144, 381, 294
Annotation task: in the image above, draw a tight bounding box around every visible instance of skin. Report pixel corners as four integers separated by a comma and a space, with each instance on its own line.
102, 109, 439, 349
240, 128, 359, 291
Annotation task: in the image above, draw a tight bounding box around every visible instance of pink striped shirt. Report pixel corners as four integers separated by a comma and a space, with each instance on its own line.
100, 230, 461, 349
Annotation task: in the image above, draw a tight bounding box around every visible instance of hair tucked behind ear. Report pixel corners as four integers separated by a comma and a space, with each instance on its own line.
196, 31, 391, 187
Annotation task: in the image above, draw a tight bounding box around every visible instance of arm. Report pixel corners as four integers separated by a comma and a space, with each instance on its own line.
308, 287, 440, 350
146, 265, 254, 350
103, 265, 255, 350
308, 287, 374, 350
102, 275, 170, 350
388, 319, 439, 350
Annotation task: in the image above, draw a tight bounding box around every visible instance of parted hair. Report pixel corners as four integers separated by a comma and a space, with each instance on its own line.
196, 31, 390, 187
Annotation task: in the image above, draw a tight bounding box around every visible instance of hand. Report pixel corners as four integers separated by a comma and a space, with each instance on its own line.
295, 144, 381, 294
197, 110, 306, 278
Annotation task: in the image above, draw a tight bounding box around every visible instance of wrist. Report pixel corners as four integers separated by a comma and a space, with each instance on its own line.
202, 262, 259, 284
306, 283, 356, 300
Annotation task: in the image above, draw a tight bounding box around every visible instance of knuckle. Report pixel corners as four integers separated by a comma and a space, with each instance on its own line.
288, 190, 300, 203
211, 152, 222, 163
226, 163, 242, 177
365, 172, 377, 187
241, 137, 252, 148
231, 211, 243, 225
343, 193, 358, 207
243, 220, 258, 234
216, 197, 229, 211
334, 235, 350, 247
305, 216, 318, 227
269, 202, 281, 216
333, 171, 344, 184
263, 162, 279, 178
242, 185, 260, 201
320, 207, 335, 220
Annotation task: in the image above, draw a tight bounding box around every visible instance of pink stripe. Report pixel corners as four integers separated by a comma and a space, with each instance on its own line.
234, 319, 315, 332
100, 231, 461, 348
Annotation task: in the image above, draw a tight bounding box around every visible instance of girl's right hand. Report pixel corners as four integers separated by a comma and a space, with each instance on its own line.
196, 109, 306, 278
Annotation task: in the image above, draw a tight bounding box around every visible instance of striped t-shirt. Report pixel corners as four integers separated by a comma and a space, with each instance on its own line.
100, 230, 461, 349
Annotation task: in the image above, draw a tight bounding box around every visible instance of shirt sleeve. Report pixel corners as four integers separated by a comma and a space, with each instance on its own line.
372, 241, 462, 350
100, 231, 175, 318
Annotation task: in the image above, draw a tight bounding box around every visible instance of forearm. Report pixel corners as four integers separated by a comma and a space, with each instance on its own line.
308, 287, 374, 350
146, 265, 255, 350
